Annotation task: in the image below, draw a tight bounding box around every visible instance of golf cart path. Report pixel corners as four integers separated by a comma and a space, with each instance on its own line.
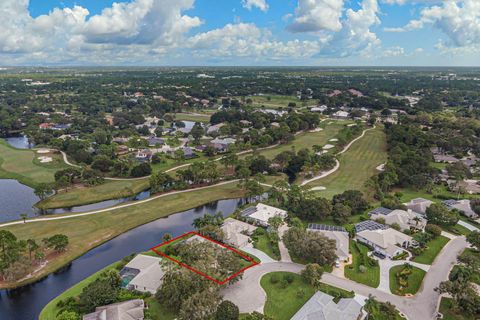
301, 125, 376, 186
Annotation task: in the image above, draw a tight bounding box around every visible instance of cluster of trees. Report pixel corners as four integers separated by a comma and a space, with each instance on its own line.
436, 233, 480, 318
270, 184, 368, 224
426, 203, 460, 227
156, 239, 244, 320
273, 148, 337, 181
283, 227, 337, 266
0, 230, 68, 282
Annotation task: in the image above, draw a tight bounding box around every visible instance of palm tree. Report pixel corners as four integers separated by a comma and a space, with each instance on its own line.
20, 213, 28, 224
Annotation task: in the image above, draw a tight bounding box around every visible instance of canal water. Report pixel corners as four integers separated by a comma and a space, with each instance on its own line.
0, 179, 151, 223
0, 197, 249, 320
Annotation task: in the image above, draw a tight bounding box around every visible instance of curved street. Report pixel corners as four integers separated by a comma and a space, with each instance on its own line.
222, 235, 469, 320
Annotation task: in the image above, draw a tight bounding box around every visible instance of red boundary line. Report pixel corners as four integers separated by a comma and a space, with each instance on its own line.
150, 231, 259, 285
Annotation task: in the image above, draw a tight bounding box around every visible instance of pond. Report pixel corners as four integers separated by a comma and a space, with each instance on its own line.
0, 197, 249, 320
0, 179, 151, 223
5, 135, 34, 149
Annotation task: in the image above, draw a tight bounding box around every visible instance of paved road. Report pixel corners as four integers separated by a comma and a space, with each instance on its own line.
278, 224, 292, 262
240, 246, 276, 264
301, 126, 376, 186
222, 235, 468, 320
377, 259, 431, 293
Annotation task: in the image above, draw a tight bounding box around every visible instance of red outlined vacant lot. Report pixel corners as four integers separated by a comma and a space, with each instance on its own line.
150, 231, 259, 285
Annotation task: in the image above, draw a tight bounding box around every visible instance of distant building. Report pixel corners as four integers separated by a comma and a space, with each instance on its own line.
135, 149, 152, 162
369, 208, 427, 231
354, 220, 388, 233
147, 136, 165, 147
443, 199, 478, 219
311, 105, 328, 113
207, 123, 226, 134
120, 255, 165, 294
240, 203, 288, 227
83, 299, 144, 320
211, 137, 236, 152
307, 224, 349, 262
332, 111, 349, 119
404, 198, 434, 215
291, 291, 366, 320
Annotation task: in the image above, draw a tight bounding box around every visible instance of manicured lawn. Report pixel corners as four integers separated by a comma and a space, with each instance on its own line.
36, 179, 150, 209
245, 121, 347, 160
307, 127, 388, 199
0, 139, 69, 187
260, 272, 354, 320
345, 240, 380, 288
447, 223, 473, 236
167, 112, 211, 123
241, 95, 300, 109
252, 229, 280, 260
439, 297, 477, 320
40, 261, 124, 320
145, 297, 177, 320
1, 181, 247, 288
412, 235, 449, 265
389, 264, 426, 296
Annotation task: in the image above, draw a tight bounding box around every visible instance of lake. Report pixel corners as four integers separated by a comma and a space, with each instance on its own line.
0, 197, 249, 320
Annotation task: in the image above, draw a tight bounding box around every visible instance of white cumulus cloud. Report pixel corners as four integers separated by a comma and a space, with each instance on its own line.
287, 0, 344, 33
242, 0, 269, 12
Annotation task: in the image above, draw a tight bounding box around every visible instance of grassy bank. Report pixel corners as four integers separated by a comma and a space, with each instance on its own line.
260, 272, 354, 320
0, 139, 68, 187
412, 235, 449, 265
307, 127, 387, 199
345, 240, 380, 288
40, 261, 124, 320
0, 181, 246, 289
36, 179, 150, 209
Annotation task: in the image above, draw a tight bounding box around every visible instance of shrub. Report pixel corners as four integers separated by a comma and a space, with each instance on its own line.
270, 274, 279, 284
280, 279, 289, 289
359, 265, 367, 273
284, 273, 294, 284
425, 224, 442, 237
296, 289, 305, 299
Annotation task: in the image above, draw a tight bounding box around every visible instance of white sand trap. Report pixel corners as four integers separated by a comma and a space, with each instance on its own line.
37, 149, 51, 154
323, 144, 335, 150
376, 163, 386, 171
328, 122, 334, 125
38, 156, 53, 163
329, 138, 338, 142
347, 124, 357, 127
309, 128, 323, 132
311, 186, 326, 191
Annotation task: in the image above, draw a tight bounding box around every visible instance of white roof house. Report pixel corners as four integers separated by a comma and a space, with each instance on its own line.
311, 105, 328, 113
83, 299, 144, 320
332, 111, 349, 119
121, 255, 165, 294
443, 199, 478, 219
307, 224, 349, 262
356, 228, 412, 258
241, 203, 288, 227
220, 218, 257, 248
404, 198, 434, 215
291, 291, 365, 320
369, 208, 427, 231
207, 123, 226, 134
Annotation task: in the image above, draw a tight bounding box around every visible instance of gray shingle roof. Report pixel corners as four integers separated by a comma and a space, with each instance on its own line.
354, 220, 388, 233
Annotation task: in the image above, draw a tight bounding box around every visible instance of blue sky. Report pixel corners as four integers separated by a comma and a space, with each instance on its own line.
1, 0, 478, 66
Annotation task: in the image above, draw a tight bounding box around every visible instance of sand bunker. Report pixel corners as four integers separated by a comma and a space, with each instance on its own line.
311, 186, 326, 191
309, 128, 323, 132
329, 138, 338, 142
38, 156, 53, 163
347, 124, 357, 127
323, 144, 335, 150
37, 149, 51, 154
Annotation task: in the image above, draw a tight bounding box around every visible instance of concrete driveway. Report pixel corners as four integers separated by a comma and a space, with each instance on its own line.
377, 259, 430, 293
222, 235, 468, 320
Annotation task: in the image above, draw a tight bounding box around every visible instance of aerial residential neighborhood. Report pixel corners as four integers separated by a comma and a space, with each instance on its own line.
0, 1, 480, 320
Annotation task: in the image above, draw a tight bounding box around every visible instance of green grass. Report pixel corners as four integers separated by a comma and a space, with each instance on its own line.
447, 223, 473, 236
0, 139, 69, 187
167, 113, 211, 123
412, 235, 449, 265
145, 297, 177, 320
246, 121, 347, 160
439, 297, 477, 320
241, 95, 301, 109
40, 261, 124, 320
252, 229, 280, 260
36, 179, 150, 209
307, 127, 388, 199
345, 240, 380, 288
1, 181, 247, 289
260, 272, 354, 320
389, 264, 426, 296
453, 249, 480, 284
